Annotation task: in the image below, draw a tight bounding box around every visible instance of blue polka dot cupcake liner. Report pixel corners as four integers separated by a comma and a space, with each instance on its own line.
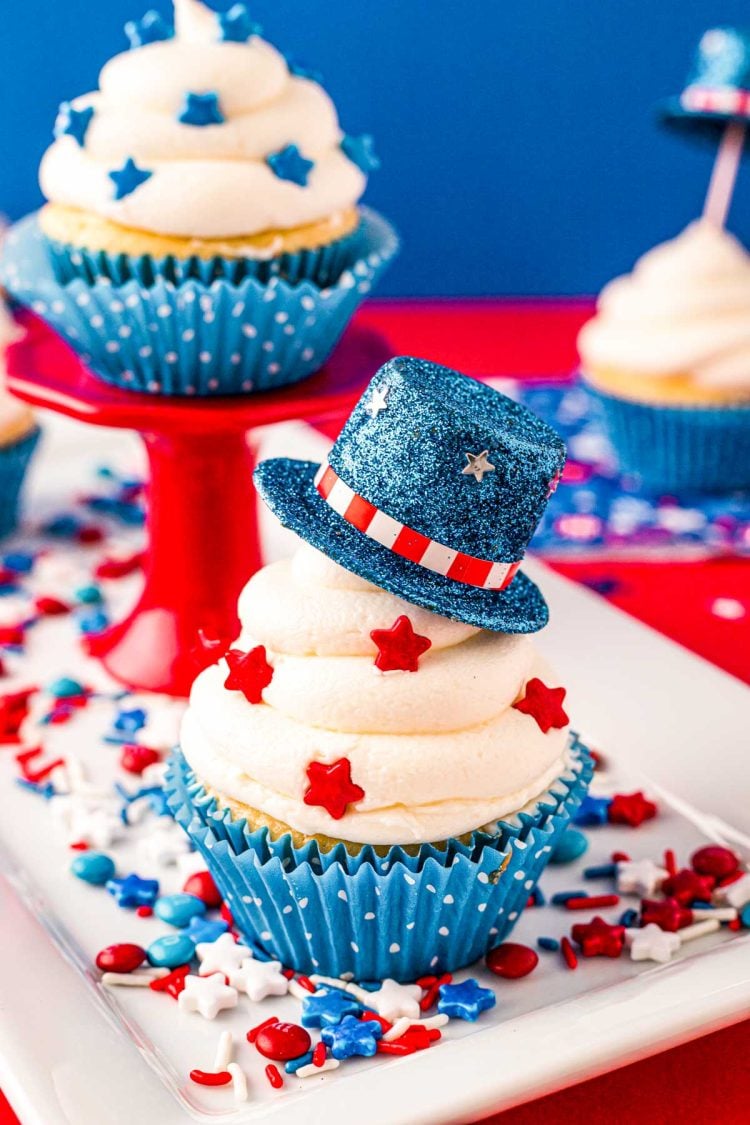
165, 737, 593, 982
0, 427, 41, 540
1, 211, 398, 397
44, 220, 366, 290
586, 381, 750, 494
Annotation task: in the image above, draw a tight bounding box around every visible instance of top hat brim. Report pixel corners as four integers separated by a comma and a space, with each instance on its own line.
255, 458, 549, 634
658, 97, 750, 145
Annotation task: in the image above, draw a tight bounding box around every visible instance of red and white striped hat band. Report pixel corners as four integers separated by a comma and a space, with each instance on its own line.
314, 463, 522, 592
681, 85, 750, 116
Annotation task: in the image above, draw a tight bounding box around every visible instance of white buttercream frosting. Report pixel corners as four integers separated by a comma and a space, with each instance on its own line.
39, 0, 366, 239
180, 545, 570, 845
578, 222, 750, 391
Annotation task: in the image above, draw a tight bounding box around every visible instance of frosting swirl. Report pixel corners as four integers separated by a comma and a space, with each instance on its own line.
39, 0, 367, 239
578, 222, 750, 392
180, 545, 571, 845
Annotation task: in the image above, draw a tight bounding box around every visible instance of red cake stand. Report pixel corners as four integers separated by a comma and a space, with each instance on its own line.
8, 316, 391, 697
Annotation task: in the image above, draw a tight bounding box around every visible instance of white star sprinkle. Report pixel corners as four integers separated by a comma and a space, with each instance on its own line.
178, 974, 238, 1020
366, 978, 422, 1022
625, 924, 681, 964
462, 450, 495, 483
365, 385, 389, 418
196, 933, 252, 977
229, 958, 289, 1003
137, 822, 192, 868
714, 872, 750, 909
617, 859, 667, 897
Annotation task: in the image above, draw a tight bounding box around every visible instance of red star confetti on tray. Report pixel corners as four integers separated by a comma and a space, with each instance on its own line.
304, 758, 365, 820
608, 791, 658, 827
370, 615, 432, 673
512, 678, 569, 733
570, 915, 625, 958
640, 897, 693, 932
661, 868, 716, 906
224, 645, 274, 704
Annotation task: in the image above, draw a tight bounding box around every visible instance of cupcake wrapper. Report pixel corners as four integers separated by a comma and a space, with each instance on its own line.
165, 736, 593, 982
45, 221, 365, 290
589, 384, 750, 494
1, 210, 398, 397
0, 428, 40, 540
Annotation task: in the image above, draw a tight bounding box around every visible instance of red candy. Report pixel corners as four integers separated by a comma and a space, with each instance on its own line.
370, 616, 432, 673
485, 942, 539, 979
95, 943, 146, 973
149, 965, 190, 998
378, 1026, 440, 1056
190, 1070, 232, 1087
219, 901, 234, 926
120, 744, 160, 775
312, 1042, 327, 1068
691, 845, 740, 880
565, 894, 620, 911
95, 551, 144, 579
608, 791, 657, 827
183, 870, 222, 909
33, 596, 70, 617
560, 936, 578, 969
571, 916, 625, 958
224, 646, 274, 704
265, 1064, 284, 1090
0, 687, 36, 743
640, 898, 692, 932
661, 868, 715, 906
303, 757, 365, 821
136, 905, 153, 918
253, 1020, 311, 1062
512, 678, 569, 733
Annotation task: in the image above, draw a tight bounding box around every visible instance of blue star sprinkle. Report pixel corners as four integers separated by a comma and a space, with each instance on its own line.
301, 988, 361, 1028
219, 4, 262, 43
106, 873, 159, 909
184, 916, 229, 945
437, 979, 496, 1022
321, 1015, 383, 1060
54, 102, 94, 147
114, 707, 147, 736
266, 144, 314, 186
341, 133, 380, 173
109, 157, 153, 201
179, 92, 225, 127
573, 794, 613, 827
125, 10, 174, 49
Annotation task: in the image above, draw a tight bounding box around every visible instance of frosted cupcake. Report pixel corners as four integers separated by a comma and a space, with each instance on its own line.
167, 357, 592, 981
579, 222, 750, 492
0, 300, 40, 538
1, 0, 396, 395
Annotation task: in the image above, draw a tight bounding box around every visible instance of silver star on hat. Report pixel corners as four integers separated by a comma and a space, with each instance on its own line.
462, 450, 495, 482
365, 386, 389, 418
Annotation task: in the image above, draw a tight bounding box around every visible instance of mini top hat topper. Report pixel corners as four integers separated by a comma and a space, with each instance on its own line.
254, 357, 566, 633
661, 27, 750, 229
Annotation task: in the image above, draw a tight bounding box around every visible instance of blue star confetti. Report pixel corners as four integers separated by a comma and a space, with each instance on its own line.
109, 157, 153, 201
125, 10, 173, 49
301, 988, 361, 1028
321, 1015, 383, 1059
219, 4, 262, 43
106, 873, 159, 909
341, 133, 380, 173
573, 794, 613, 827
179, 92, 225, 127
54, 102, 94, 147
184, 916, 229, 945
437, 979, 496, 1021
114, 707, 147, 737
266, 144, 314, 186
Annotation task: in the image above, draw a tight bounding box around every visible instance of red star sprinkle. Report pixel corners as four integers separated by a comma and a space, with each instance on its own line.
370, 616, 432, 673
224, 646, 274, 704
607, 791, 658, 827
303, 758, 365, 820
661, 868, 715, 906
149, 964, 190, 999
640, 898, 692, 932
0, 687, 36, 743
570, 916, 625, 958
512, 678, 569, 733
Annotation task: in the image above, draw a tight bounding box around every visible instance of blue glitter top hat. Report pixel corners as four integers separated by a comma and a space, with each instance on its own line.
660, 27, 750, 142
254, 357, 566, 633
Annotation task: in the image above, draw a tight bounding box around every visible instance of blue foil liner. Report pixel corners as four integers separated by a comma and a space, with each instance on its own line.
587, 381, 750, 494
165, 737, 592, 982
0, 427, 40, 540
45, 221, 365, 289
1, 211, 398, 397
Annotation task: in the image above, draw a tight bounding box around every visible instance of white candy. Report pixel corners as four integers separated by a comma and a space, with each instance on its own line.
138, 822, 192, 868
365, 978, 423, 1023
678, 918, 721, 943
625, 924, 681, 964
65, 800, 124, 848
213, 1031, 233, 1071
229, 958, 289, 1003
196, 933, 252, 976
616, 859, 668, 897
714, 873, 750, 910
178, 974, 238, 1020
296, 1058, 340, 1079
227, 1063, 248, 1103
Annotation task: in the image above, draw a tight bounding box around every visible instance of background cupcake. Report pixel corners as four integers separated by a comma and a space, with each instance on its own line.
0, 297, 40, 538
578, 221, 750, 493
1, 0, 396, 395
167, 358, 592, 981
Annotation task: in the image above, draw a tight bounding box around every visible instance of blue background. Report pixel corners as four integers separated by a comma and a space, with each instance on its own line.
3, 1, 750, 296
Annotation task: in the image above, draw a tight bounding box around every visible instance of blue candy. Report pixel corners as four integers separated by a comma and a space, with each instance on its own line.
584, 863, 618, 880
77, 609, 109, 636
740, 904, 750, 929
71, 851, 115, 886
322, 1015, 382, 1060
573, 795, 612, 827
3, 551, 34, 573
147, 933, 196, 969
154, 893, 206, 929
184, 916, 229, 944
285, 1051, 314, 1075
549, 827, 589, 865
74, 584, 103, 605
301, 988, 361, 1028
537, 936, 560, 952
48, 676, 86, 699
114, 707, 147, 735
106, 873, 159, 908
437, 979, 496, 1021
619, 908, 640, 928
551, 890, 588, 906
